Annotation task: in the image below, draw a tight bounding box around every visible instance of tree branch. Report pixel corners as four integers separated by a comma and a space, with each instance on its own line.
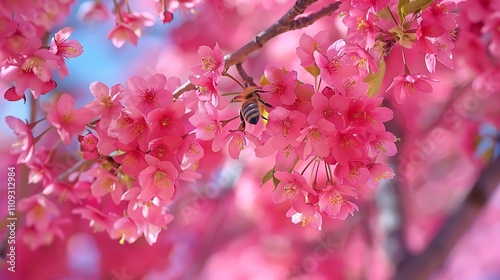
393, 156, 500, 280
172, 1, 341, 99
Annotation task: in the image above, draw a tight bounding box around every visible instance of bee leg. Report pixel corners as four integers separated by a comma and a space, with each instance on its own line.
261, 115, 268, 121
257, 99, 273, 108
238, 110, 246, 131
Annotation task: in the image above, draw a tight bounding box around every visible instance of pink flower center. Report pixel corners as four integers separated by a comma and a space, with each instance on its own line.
201, 56, 217, 71
153, 170, 170, 189
131, 123, 146, 136
103, 177, 115, 191
284, 183, 298, 196
348, 168, 360, 182
204, 124, 216, 134
280, 119, 291, 136
330, 194, 344, 205
62, 113, 74, 124
301, 215, 314, 227
161, 117, 171, 128
357, 17, 368, 30
21, 56, 43, 73
283, 144, 294, 157
327, 57, 341, 73
271, 84, 284, 96
189, 143, 199, 155
99, 96, 113, 111
156, 147, 165, 158
141, 88, 156, 103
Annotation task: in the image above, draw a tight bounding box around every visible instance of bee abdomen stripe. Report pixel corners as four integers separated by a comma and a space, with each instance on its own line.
243, 103, 260, 125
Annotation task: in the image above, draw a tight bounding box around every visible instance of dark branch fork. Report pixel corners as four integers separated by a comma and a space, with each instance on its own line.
173, 1, 341, 99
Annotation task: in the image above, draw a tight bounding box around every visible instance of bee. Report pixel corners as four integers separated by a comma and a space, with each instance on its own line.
231, 86, 272, 130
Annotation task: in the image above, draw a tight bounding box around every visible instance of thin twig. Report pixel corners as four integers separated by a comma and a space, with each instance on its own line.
393, 156, 500, 280
172, 1, 341, 99
236, 63, 256, 87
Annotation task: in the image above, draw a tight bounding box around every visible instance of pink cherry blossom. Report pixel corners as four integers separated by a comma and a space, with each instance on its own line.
192, 43, 225, 77
318, 183, 359, 220
125, 73, 173, 114
367, 163, 395, 188
345, 45, 379, 78
107, 23, 139, 48
424, 35, 454, 73
110, 106, 149, 150
302, 119, 336, 158
18, 194, 60, 232
87, 82, 124, 129
87, 167, 124, 205
190, 105, 222, 141
5, 116, 35, 163
78, 134, 100, 160
313, 39, 358, 93
72, 205, 119, 238
113, 142, 148, 177
281, 84, 314, 115
138, 155, 178, 202
330, 128, 367, 166
296, 30, 330, 67
262, 66, 298, 106
77, 1, 110, 21
334, 160, 371, 187
21, 218, 67, 251
308, 90, 349, 130
422, 0, 458, 31
386, 73, 438, 104
286, 199, 323, 230
342, 9, 377, 49
345, 96, 393, 132
146, 103, 186, 139
189, 73, 221, 107
148, 135, 184, 163
1, 64, 57, 100
114, 217, 140, 244
273, 171, 316, 204
47, 93, 94, 144
267, 107, 307, 150
49, 27, 83, 78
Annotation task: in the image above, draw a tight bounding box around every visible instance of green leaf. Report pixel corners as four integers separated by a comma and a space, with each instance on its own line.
261, 167, 275, 187
397, 0, 410, 23
305, 64, 320, 77
272, 175, 281, 191
364, 59, 387, 97
260, 167, 281, 190
402, 0, 435, 19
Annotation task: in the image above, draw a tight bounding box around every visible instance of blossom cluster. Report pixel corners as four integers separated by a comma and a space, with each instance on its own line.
339, 0, 458, 103
80, 0, 203, 48
0, 1, 83, 101
188, 34, 397, 229
2, 0, 463, 248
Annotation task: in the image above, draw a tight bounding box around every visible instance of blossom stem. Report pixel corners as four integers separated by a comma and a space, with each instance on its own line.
386, 6, 398, 25
112, 0, 125, 22
401, 48, 410, 75
222, 71, 246, 89
300, 156, 317, 175
324, 161, 332, 182
56, 158, 94, 181
33, 126, 54, 143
